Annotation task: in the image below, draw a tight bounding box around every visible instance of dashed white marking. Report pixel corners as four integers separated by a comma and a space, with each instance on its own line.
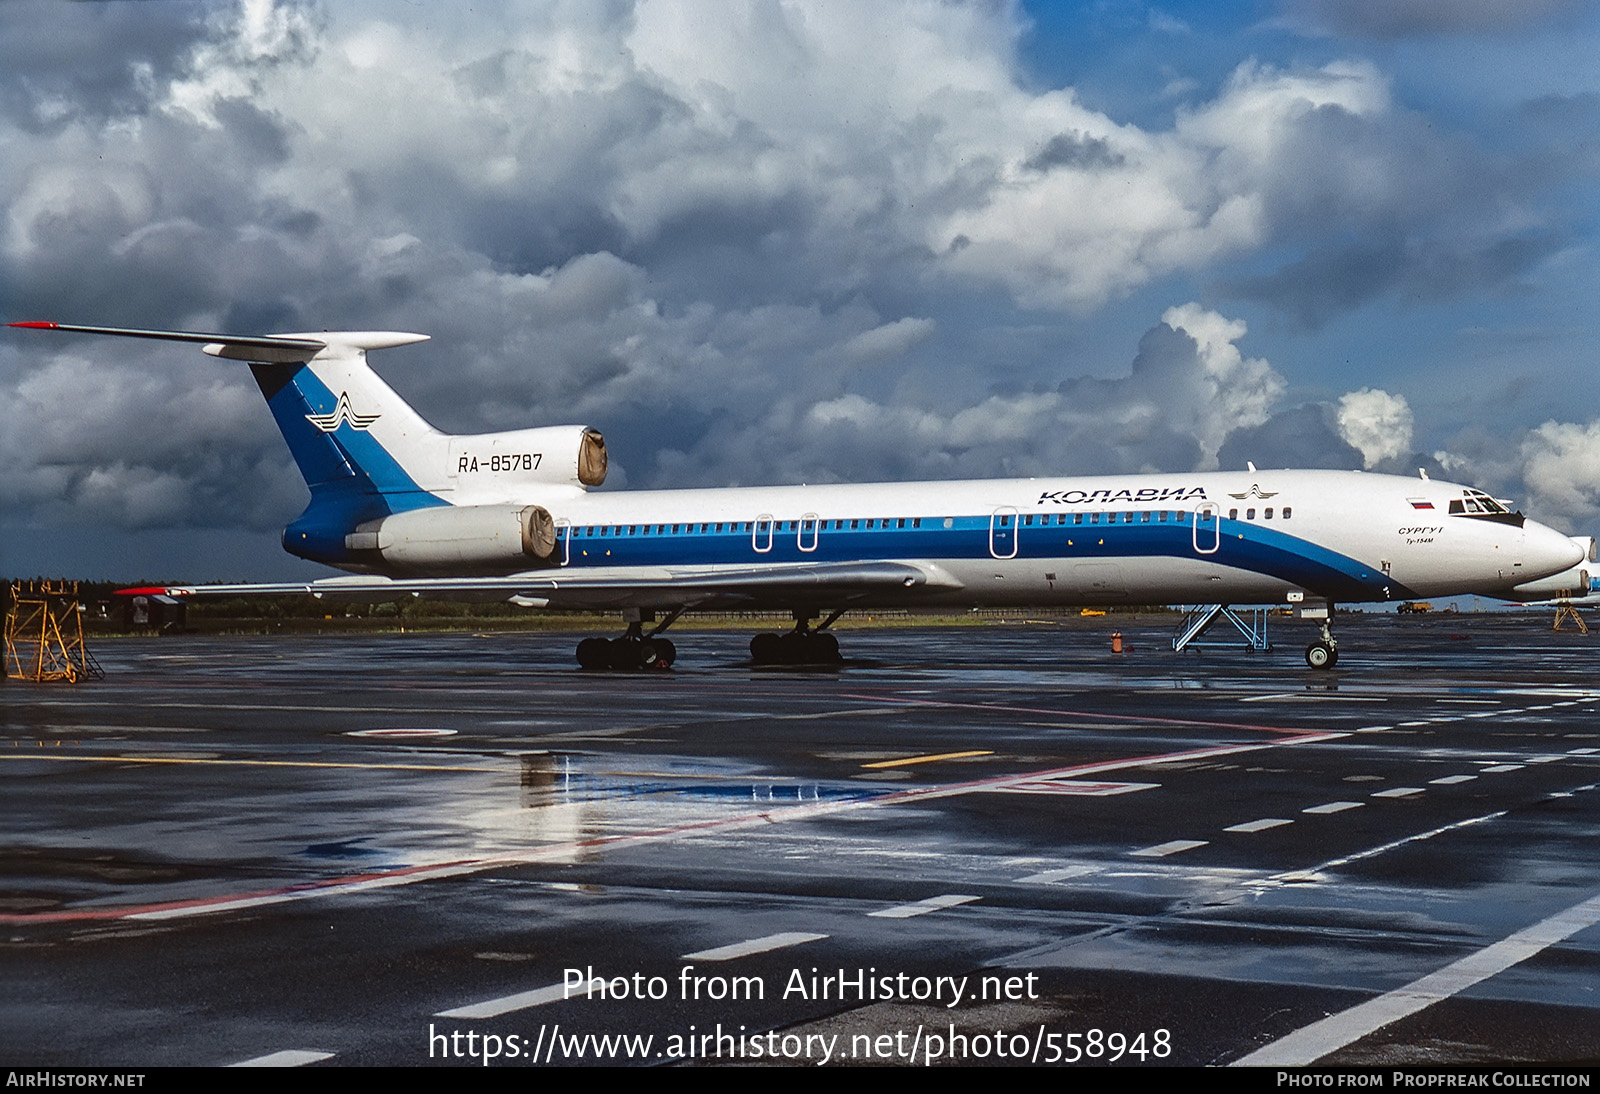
1481, 764, 1523, 773
1568, 748, 1599, 755
1355, 726, 1391, 733
1371, 787, 1425, 798
1528, 755, 1563, 764
683, 932, 828, 961
437, 982, 569, 1018
1232, 889, 1600, 1067
1397, 720, 1432, 727
229, 1050, 334, 1067
1430, 775, 1477, 785
1017, 866, 1098, 885
1303, 801, 1363, 815
1131, 839, 1208, 858
1270, 810, 1505, 886
1225, 818, 1293, 833
1466, 711, 1499, 718
869, 894, 980, 919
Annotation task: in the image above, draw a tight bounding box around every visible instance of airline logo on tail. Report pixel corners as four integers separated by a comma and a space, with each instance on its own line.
305, 392, 380, 432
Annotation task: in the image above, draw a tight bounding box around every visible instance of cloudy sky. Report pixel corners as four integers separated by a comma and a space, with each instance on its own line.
3, 0, 1598, 580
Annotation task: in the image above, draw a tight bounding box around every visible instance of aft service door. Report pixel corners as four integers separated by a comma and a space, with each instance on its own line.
555, 518, 571, 566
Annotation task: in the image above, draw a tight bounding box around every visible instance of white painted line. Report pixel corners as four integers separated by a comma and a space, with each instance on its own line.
1017, 865, 1098, 884
986, 779, 1158, 796
1225, 818, 1293, 833
1466, 711, 1498, 718
1481, 764, 1523, 773
134, 894, 299, 920
1232, 889, 1600, 1067
229, 1050, 334, 1067
1131, 839, 1208, 858
1568, 748, 1599, 755
1397, 720, 1432, 727
683, 932, 828, 961
1371, 787, 1424, 798
1303, 801, 1363, 814
1528, 755, 1562, 764
1354, 725, 1391, 733
1430, 775, 1477, 785
437, 981, 570, 1018
869, 894, 981, 919
345, 728, 457, 738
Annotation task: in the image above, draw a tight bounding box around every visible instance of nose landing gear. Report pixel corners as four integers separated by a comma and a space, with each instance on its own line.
1304, 604, 1339, 669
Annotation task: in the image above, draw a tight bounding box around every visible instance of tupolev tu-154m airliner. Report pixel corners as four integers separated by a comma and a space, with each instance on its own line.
10, 322, 1584, 670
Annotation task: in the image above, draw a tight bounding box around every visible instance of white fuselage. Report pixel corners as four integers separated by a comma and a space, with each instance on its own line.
359, 469, 1579, 611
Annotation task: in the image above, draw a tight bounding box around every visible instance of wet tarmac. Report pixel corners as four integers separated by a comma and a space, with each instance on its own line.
3, 612, 1599, 1067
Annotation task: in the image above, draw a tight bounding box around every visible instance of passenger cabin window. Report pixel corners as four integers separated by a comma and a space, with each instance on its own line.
1228, 508, 1238, 520
1264, 508, 1273, 519
1246, 508, 1255, 520
1282, 507, 1292, 519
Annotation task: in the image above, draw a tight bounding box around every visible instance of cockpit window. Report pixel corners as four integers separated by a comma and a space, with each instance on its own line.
1451, 488, 1523, 526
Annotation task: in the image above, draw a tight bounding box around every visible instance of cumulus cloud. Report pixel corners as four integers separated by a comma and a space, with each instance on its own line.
652, 304, 1288, 486
1517, 421, 1600, 528
1335, 387, 1413, 469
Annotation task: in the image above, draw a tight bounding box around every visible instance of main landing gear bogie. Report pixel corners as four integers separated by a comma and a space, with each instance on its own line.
750, 608, 847, 667
576, 635, 675, 671
575, 608, 681, 672
749, 628, 841, 667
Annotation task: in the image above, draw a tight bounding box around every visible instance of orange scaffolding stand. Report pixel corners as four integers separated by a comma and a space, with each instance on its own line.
1553, 603, 1590, 634
3, 580, 104, 683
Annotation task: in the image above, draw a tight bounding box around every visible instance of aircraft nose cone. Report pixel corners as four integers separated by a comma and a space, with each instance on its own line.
1524, 521, 1586, 580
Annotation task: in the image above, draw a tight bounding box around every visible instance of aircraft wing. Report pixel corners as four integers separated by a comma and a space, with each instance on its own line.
136, 560, 964, 612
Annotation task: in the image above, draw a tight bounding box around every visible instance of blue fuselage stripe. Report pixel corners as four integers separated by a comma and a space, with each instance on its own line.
558, 516, 1403, 600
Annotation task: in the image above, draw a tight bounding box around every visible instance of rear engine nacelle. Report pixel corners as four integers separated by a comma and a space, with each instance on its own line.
345, 504, 560, 570
448, 425, 606, 490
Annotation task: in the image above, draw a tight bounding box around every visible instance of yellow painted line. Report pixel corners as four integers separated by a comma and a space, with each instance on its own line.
862, 750, 993, 769
0, 754, 494, 774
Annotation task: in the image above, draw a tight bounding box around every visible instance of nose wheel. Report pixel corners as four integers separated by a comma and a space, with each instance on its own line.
1304, 606, 1339, 670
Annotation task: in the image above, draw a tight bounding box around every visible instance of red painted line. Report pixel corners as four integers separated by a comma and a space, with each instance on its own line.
7, 321, 59, 329
1, 729, 1343, 926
